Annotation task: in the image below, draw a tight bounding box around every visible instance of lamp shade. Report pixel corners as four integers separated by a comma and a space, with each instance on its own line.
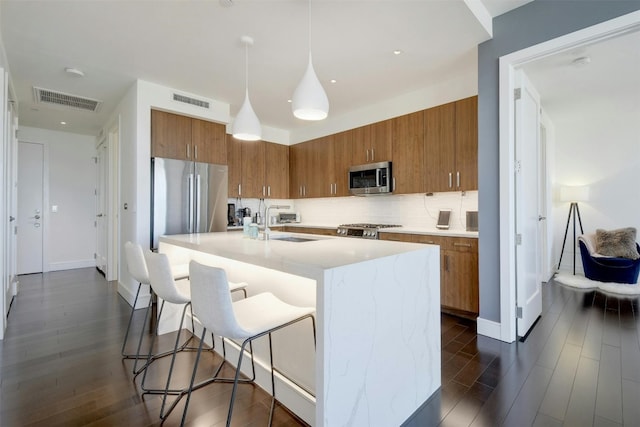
560, 185, 590, 202
292, 54, 329, 121
232, 91, 261, 141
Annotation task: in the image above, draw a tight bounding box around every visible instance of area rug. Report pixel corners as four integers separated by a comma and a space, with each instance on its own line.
554, 273, 640, 296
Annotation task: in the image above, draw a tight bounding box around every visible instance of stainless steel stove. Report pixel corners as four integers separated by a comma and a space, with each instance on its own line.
336, 223, 402, 240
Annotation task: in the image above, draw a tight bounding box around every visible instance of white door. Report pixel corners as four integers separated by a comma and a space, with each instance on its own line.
95, 141, 108, 275
514, 70, 542, 338
17, 141, 44, 274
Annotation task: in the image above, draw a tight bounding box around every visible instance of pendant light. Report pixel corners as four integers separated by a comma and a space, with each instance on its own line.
232, 35, 262, 141
292, 0, 329, 121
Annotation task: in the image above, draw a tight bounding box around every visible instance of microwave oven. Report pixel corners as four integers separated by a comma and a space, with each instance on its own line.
348, 161, 392, 195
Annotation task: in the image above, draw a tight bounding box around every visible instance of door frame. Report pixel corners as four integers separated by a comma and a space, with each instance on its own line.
106, 119, 120, 282
498, 11, 640, 342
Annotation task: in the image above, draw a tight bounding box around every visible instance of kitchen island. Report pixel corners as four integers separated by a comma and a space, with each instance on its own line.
158, 231, 440, 426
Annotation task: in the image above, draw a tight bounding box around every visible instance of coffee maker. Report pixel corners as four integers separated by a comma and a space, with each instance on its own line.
227, 203, 236, 226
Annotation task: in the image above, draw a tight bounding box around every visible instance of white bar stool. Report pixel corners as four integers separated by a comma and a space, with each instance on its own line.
122, 241, 189, 374
180, 261, 316, 427
142, 251, 247, 420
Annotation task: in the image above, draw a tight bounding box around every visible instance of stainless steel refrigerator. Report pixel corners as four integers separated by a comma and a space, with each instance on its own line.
151, 158, 228, 250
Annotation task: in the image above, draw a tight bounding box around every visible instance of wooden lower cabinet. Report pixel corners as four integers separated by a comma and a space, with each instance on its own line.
282, 226, 337, 236
380, 232, 478, 316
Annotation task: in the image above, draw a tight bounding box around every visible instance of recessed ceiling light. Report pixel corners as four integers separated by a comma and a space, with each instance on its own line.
393, 50, 403, 55
287, 99, 292, 103
330, 79, 337, 84
65, 67, 85, 77
571, 56, 591, 67
60, 121, 67, 125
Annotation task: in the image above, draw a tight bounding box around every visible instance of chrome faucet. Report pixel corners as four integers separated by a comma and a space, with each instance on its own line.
264, 204, 291, 239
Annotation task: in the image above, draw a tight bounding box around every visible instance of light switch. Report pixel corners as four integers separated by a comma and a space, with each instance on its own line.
51, 205, 58, 213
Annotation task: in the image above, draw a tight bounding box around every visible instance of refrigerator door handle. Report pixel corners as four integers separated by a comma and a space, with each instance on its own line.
188, 174, 194, 233
195, 174, 202, 231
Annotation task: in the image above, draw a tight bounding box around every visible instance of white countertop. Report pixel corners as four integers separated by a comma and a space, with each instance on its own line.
160, 231, 432, 280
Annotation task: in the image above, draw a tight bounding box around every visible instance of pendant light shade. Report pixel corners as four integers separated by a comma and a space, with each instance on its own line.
232, 36, 262, 141
233, 90, 261, 141
292, 53, 329, 120
292, 0, 329, 121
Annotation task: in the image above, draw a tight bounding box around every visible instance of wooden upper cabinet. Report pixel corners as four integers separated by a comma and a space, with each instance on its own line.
240, 140, 266, 199
151, 109, 227, 165
424, 102, 456, 192
352, 119, 392, 164
329, 131, 353, 196
305, 138, 330, 198
264, 142, 289, 199
454, 96, 478, 191
392, 111, 425, 194
191, 119, 226, 164
151, 110, 192, 160
369, 119, 393, 163
227, 135, 243, 198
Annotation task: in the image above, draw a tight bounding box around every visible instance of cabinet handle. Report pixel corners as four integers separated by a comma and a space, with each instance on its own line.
268, 186, 271, 197
299, 186, 303, 197
456, 171, 460, 188
303, 186, 306, 197
426, 240, 435, 244
262, 186, 266, 197
453, 243, 472, 248
238, 184, 241, 196
186, 144, 191, 159
392, 177, 396, 192
366, 149, 369, 162
194, 145, 198, 160
371, 148, 374, 161
448, 172, 452, 188
334, 183, 337, 194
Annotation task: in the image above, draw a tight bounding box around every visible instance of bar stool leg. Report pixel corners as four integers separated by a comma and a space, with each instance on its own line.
131, 297, 153, 374
180, 328, 208, 426
121, 282, 143, 359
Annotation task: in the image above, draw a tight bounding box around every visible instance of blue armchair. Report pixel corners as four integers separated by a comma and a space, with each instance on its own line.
578, 234, 640, 284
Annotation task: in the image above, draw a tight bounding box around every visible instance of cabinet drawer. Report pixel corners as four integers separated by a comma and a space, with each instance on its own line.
444, 237, 477, 252
412, 234, 445, 246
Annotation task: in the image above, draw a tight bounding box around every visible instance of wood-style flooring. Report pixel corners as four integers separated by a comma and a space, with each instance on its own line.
1, 268, 639, 426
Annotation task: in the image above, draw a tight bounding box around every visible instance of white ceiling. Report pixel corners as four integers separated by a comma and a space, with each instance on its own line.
523, 29, 640, 123
0, 0, 531, 137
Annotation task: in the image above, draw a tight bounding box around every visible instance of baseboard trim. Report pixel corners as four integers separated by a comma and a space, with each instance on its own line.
48, 259, 96, 271
476, 317, 502, 340
117, 281, 151, 309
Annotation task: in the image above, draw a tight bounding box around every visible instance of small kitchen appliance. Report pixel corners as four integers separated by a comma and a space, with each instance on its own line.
336, 223, 401, 240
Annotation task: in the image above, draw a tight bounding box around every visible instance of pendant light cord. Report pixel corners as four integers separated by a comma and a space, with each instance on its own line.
245, 42, 249, 96
308, 0, 312, 57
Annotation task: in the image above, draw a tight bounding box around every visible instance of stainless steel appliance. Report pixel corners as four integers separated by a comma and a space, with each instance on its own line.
336, 223, 401, 240
348, 161, 392, 195
151, 158, 228, 250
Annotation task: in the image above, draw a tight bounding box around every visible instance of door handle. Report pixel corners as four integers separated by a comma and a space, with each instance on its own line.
538, 215, 546, 221
31, 215, 41, 220
34, 223, 41, 228
96, 214, 104, 218
9, 216, 15, 222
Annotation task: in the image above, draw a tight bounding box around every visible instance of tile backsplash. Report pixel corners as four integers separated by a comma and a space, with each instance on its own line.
230, 191, 478, 231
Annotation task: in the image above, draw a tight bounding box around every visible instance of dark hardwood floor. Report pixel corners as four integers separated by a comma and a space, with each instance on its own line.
1, 268, 639, 426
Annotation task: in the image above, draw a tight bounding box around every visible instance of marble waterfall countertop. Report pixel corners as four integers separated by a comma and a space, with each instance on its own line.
159, 231, 441, 427
159, 230, 432, 280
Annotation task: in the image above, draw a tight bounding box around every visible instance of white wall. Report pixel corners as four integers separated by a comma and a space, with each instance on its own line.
18, 126, 97, 271
551, 108, 640, 274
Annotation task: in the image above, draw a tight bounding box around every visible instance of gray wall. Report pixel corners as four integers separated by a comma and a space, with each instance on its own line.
477, 0, 640, 322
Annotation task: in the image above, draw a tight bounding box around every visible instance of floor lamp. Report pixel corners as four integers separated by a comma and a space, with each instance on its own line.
558, 185, 590, 275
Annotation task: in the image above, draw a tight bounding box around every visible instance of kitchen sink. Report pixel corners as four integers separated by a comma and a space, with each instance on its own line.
269, 236, 317, 243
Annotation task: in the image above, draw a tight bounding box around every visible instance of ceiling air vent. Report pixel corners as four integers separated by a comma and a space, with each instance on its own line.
33, 87, 102, 112
172, 93, 210, 109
